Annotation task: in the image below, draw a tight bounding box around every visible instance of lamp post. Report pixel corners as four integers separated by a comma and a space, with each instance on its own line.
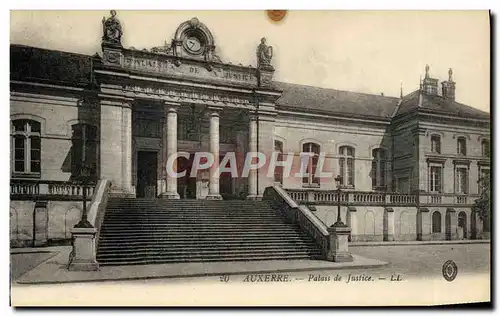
333, 175, 346, 227
74, 162, 94, 228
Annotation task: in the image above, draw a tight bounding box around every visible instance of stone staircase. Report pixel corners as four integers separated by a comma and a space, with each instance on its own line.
96, 198, 322, 266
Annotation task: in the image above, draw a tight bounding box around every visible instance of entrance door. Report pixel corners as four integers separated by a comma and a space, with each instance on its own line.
137, 151, 158, 198
458, 211, 467, 239
177, 156, 197, 199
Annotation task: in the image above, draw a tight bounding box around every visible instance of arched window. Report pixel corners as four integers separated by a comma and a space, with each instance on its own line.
302, 142, 320, 186
274, 140, 283, 185
339, 146, 355, 187
481, 139, 490, 157
11, 119, 41, 176
457, 137, 467, 156
432, 211, 442, 233
71, 124, 98, 179
372, 148, 386, 189
431, 135, 441, 154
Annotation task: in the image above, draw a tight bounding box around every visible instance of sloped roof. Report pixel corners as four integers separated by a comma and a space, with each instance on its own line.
274, 81, 400, 120
10, 44, 94, 87
10, 44, 489, 121
395, 89, 489, 120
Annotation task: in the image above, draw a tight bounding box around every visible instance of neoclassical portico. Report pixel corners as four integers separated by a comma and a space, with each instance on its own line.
96, 13, 280, 199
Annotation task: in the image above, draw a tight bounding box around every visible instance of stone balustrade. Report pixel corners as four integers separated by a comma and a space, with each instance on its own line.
285, 188, 478, 207
10, 179, 95, 201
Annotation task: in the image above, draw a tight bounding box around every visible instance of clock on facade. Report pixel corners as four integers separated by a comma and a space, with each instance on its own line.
183, 36, 203, 55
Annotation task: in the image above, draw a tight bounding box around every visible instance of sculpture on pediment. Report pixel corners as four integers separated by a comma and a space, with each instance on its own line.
102, 10, 122, 46
151, 40, 174, 55
257, 37, 273, 69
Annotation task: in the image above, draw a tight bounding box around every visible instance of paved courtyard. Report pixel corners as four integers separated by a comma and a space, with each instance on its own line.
10, 243, 490, 306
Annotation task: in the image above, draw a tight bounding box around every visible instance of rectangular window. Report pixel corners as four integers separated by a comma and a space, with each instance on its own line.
339, 158, 345, 186
430, 166, 442, 192
347, 158, 354, 186
14, 136, 25, 172
455, 168, 468, 194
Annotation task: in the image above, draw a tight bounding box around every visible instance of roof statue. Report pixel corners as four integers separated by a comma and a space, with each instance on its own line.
257, 37, 274, 70
448, 68, 453, 82
102, 10, 123, 47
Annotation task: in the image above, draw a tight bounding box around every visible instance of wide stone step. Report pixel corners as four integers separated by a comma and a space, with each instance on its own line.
97, 239, 316, 249
97, 249, 321, 260
97, 243, 319, 255
98, 234, 312, 242
104, 213, 278, 217
100, 229, 299, 239
97, 254, 321, 266
101, 222, 290, 227
105, 210, 277, 214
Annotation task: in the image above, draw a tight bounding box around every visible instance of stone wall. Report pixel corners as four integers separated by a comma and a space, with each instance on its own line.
10, 200, 84, 247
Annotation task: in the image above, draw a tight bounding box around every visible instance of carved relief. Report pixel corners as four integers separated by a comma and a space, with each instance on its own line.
103, 50, 121, 64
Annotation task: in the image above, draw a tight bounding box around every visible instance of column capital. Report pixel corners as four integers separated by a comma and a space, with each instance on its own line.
163, 101, 181, 114
206, 105, 224, 115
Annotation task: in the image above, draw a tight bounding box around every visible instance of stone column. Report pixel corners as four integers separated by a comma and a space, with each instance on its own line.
206, 107, 222, 200
247, 115, 258, 199
100, 97, 134, 196
160, 102, 180, 199
383, 207, 395, 241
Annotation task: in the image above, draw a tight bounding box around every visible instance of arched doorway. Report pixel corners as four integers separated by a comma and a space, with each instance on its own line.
458, 211, 467, 239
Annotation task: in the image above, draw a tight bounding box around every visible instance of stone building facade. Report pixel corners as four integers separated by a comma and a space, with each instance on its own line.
10, 13, 490, 247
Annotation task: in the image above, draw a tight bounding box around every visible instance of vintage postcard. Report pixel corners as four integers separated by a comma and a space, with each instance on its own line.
9, 10, 491, 306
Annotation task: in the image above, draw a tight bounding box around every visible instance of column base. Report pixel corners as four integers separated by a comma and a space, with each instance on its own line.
383, 235, 395, 241
206, 194, 223, 200
326, 225, 354, 263
68, 227, 99, 271
159, 192, 180, 199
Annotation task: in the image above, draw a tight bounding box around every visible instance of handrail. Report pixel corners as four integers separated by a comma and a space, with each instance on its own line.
286, 188, 476, 206
10, 178, 96, 200
86, 179, 112, 246
264, 185, 329, 258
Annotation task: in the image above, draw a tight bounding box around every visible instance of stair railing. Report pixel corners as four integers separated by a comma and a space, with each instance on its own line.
86, 179, 112, 246
263, 185, 330, 259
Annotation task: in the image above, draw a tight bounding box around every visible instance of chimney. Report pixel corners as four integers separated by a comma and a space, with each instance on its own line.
441, 68, 456, 101
422, 64, 439, 95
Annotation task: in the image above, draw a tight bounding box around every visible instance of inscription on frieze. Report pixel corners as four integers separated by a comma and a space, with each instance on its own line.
124, 85, 253, 107
122, 54, 258, 86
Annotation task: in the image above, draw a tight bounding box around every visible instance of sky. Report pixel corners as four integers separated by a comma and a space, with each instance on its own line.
10, 10, 490, 112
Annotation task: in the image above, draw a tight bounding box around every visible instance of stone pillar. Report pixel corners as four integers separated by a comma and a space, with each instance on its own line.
446, 208, 458, 240
100, 97, 134, 196
122, 105, 133, 195
68, 228, 99, 271
417, 208, 431, 241
347, 207, 357, 242
257, 114, 275, 197
326, 225, 353, 262
383, 207, 395, 241
247, 115, 258, 199
206, 107, 222, 200
160, 103, 180, 199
